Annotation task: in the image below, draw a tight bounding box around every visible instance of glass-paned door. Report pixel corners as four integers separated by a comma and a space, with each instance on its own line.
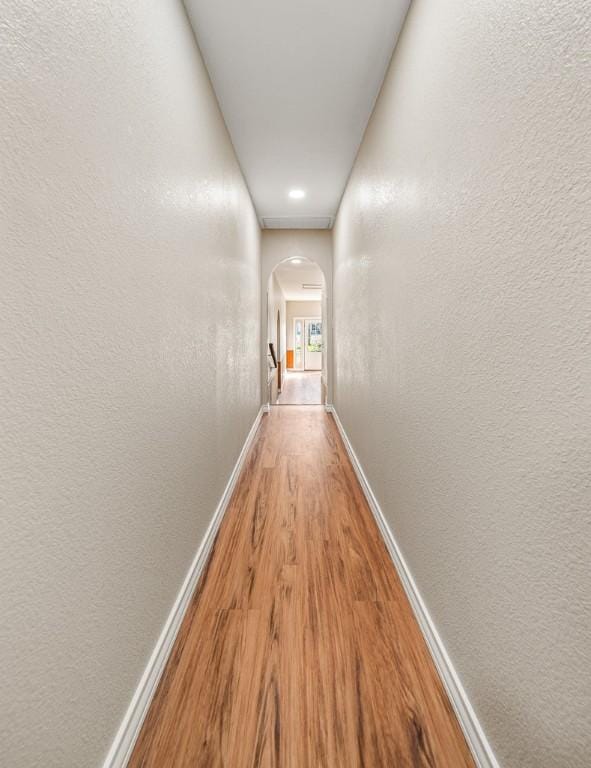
293, 319, 304, 370
304, 318, 322, 370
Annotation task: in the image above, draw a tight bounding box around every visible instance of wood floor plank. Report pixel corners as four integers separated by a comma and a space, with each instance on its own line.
129, 406, 475, 768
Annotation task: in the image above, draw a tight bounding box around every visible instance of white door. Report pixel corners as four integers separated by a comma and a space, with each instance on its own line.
304, 318, 322, 370
293, 318, 304, 370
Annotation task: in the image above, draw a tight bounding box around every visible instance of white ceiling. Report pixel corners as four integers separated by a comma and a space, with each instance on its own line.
184, 0, 410, 227
274, 258, 324, 301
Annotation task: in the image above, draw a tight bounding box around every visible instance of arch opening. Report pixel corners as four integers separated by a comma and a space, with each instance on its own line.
265, 255, 328, 407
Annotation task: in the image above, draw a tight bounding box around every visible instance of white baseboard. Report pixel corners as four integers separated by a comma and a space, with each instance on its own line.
330, 407, 500, 768
102, 406, 265, 768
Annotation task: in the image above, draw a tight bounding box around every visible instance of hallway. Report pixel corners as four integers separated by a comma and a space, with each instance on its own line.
277, 371, 322, 405
2, 1, 589, 766
129, 407, 473, 767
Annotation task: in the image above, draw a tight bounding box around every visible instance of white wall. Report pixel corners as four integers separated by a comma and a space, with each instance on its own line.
266, 272, 287, 402
0, 2, 260, 766
286, 301, 322, 349
261, 230, 333, 401
268, 274, 287, 364
333, 2, 590, 767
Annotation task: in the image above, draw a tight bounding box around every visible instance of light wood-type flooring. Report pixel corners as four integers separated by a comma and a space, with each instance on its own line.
129, 406, 475, 768
277, 371, 322, 405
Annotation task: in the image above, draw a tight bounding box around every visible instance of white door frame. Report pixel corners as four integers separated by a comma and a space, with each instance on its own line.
304, 317, 322, 371
292, 316, 323, 371
292, 317, 304, 371
292, 316, 321, 371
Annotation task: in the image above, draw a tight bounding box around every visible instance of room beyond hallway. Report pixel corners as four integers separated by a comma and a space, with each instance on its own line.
129, 407, 474, 768
277, 371, 322, 405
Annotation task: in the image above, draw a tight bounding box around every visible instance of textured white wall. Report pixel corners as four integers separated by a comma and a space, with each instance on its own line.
333, 2, 591, 767
268, 272, 287, 364
266, 272, 287, 403
0, 2, 260, 766
261, 230, 333, 401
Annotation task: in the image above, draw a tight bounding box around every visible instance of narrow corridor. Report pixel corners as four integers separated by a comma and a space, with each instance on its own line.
3, 2, 588, 766
129, 408, 473, 767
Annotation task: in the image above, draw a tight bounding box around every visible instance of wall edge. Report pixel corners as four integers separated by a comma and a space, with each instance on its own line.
330, 407, 501, 768
101, 406, 266, 768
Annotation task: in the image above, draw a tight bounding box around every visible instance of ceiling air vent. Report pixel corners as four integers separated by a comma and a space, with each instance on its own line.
261, 216, 333, 230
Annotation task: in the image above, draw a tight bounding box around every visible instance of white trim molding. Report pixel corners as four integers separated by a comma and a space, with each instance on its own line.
330, 407, 500, 768
102, 406, 265, 768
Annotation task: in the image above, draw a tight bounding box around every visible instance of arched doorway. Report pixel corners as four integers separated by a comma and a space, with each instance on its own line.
261, 230, 333, 411
265, 256, 326, 406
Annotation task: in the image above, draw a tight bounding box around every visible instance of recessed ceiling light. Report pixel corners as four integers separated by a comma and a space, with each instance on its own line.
288, 189, 306, 199
290, 258, 302, 264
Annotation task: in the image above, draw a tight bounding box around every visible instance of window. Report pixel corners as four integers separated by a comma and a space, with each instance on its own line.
307, 321, 322, 352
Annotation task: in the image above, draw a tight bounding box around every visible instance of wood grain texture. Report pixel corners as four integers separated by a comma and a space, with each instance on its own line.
129, 407, 475, 768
